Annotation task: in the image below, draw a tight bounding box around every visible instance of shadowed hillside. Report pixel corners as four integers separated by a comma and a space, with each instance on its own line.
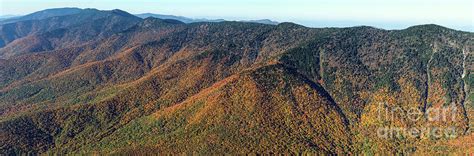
0, 8, 141, 57
0, 8, 472, 155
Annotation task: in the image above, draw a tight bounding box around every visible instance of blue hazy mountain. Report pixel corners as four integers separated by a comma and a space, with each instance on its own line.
0, 15, 20, 20
0, 8, 83, 24
135, 13, 278, 25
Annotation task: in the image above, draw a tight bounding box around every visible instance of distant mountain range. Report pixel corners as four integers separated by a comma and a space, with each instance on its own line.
0, 8, 279, 25
0, 8, 83, 24
0, 7, 472, 155
136, 13, 279, 25
0, 15, 20, 20
135, 13, 279, 25
134, 13, 225, 23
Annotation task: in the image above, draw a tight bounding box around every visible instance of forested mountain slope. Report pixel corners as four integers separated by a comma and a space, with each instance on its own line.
0, 8, 472, 154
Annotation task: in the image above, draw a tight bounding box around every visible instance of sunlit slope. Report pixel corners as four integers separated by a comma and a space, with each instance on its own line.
86, 64, 353, 154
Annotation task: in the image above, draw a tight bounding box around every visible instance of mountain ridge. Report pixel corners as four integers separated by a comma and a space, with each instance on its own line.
83, 64, 353, 154
2, 7, 471, 32
135, 13, 279, 25
0, 8, 472, 154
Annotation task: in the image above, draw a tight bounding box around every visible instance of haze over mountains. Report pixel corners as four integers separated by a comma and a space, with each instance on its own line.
0, 8, 472, 154
3, 7, 471, 32
134, 13, 280, 25
0, 8, 279, 26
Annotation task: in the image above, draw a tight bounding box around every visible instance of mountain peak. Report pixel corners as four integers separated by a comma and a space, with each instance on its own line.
39, 7, 82, 12
0, 7, 472, 155
401, 24, 455, 34
406, 24, 448, 30
109, 9, 135, 18
0, 7, 83, 24
276, 22, 306, 29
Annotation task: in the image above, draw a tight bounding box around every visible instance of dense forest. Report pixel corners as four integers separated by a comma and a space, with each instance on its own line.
0, 8, 472, 154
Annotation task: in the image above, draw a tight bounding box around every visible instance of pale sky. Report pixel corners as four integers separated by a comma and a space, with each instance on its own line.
0, 0, 473, 31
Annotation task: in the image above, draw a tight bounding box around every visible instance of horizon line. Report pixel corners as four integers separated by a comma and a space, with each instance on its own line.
2, 7, 473, 32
